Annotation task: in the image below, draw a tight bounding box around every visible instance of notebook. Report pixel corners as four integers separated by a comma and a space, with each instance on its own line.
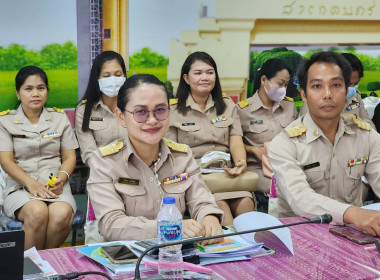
0, 230, 25, 280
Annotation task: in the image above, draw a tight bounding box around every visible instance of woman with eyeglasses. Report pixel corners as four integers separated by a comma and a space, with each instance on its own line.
75, 51, 127, 244
86, 74, 224, 243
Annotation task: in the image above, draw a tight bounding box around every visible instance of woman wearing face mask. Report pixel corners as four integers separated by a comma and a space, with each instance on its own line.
75, 51, 127, 243
87, 74, 224, 243
237, 58, 297, 194
299, 53, 374, 128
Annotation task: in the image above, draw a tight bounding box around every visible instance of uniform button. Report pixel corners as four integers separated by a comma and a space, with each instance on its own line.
155, 200, 160, 204
147, 233, 152, 238
178, 187, 183, 191
150, 177, 154, 181
130, 190, 134, 194
332, 176, 335, 180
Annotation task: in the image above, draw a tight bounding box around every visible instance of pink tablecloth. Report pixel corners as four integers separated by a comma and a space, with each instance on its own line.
39, 217, 380, 280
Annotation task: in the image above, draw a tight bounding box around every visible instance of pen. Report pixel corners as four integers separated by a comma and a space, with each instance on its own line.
144, 260, 214, 274
195, 242, 205, 252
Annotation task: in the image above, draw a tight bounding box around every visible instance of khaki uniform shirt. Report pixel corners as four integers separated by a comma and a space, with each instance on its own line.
75, 99, 127, 167
299, 93, 375, 129
86, 137, 224, 241
166, 95, 243, 160
0, 106, 79, 197
237, 93, 297, 167
269, 113, 380, 223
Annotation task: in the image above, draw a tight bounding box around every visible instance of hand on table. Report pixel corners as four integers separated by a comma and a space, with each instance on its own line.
200, 215, 224, 246
183, 219, 204, 239
343, 206, 380, 236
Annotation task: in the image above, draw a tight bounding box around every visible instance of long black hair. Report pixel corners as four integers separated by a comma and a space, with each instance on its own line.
117, 74, 168, 112
176, 51, 226, 115
253, 58, 291, 94
79, 51, 126, 132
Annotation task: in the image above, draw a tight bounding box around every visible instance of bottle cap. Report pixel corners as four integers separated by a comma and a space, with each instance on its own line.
163, 197, 176, 204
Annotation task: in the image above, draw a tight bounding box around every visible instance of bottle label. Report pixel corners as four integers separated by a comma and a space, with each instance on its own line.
161, 224, 182, 241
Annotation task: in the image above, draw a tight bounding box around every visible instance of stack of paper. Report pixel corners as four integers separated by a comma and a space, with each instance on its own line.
24, 247, 58, 279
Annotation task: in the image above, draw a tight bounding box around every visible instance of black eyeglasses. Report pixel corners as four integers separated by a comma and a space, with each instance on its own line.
125, 106, 170, 123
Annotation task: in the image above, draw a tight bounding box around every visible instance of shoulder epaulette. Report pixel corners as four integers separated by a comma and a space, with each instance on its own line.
53, 107, 64, 113
164, 138, 188, 153
238, 100, 249, 109
169, 98, 178, 105
285, 125, 307, 138
352, 97, 358, 102
352, 116, 371, 131
81, 99, 87, 104
98, 140, 124, 157
284, 96, 294, 102
222, 93, 228, 98
0, 109, 10, 116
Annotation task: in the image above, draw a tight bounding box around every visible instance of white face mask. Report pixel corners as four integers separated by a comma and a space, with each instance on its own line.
264, 80, 286, 102
98, 76, 126, 97
347, 84, 358, 100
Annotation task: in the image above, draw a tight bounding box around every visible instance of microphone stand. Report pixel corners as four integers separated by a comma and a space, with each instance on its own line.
134, 214, 332, 279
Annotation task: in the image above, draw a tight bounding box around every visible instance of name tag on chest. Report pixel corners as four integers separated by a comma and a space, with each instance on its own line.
182, 123, 195, 126
90, 117, 103, 121
250, 120, 263, 125
118, 177, 140, 185
303, 162, 320, 170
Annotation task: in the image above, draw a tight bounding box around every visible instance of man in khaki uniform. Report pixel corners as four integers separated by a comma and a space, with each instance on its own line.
237, 94, 297, 192
76, 99, 127, 166
269, 51, 380, 236
87, 137, 224, 241
166, 94, 242, 161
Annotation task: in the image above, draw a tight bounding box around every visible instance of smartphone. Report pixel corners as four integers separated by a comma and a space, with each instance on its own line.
329, 226, 378, 245
100, 244, 138, 264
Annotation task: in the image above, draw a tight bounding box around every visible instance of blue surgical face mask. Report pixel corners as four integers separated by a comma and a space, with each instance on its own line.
347, 85, 358, 100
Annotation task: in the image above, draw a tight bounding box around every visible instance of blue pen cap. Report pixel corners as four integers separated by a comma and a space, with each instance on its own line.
163, 197, 176, 204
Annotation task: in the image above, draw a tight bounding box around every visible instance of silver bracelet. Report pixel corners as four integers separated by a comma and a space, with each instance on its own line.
57, 170, 70, 181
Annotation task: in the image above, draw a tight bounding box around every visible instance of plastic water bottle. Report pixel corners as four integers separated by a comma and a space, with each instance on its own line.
157, 197, 183, 279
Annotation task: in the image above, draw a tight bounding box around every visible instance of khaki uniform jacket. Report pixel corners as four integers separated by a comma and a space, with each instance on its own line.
299, 93, 375, 129
86, 137, 224, 241
237, 93, 297, 167
269, 113, 380, 223
75, 99, 127, 167
166, 95, 243, 161
0, 106, 79, 197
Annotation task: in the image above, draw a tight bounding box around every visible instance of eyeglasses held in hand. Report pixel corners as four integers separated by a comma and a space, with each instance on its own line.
125, 106, 170, 123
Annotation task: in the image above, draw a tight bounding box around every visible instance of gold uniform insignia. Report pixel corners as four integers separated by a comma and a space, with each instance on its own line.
0, 109, 10, 116
53, 107, 64, 113
284, 96, 294, 102
352, 116, 370, 131
164, 138, 188, 153
98, 140, 124, 157
238, 100, 249, 109
222, 93, 228, 98
169, 98, 178, 105
285, 125, 307, 137
81, 99, 87, 104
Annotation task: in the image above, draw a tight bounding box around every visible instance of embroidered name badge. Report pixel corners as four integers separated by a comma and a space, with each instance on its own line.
250, 120, 263, 125
42, 132, 60, 138
118, 177, 140, 185
12, 134, 26, 138
211, 116, 226, 124
182, 123, 195, 126
303, 162, 320, 170
163, 173, 188, 186
346, 103, 360, 111
348, 157, 368, 167
90, 117, 103, 121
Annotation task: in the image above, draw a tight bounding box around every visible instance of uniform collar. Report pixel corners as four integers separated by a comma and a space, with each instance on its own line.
186, 94, 214, 112
250, 91, 282, 112
303, 113, 350, 144
93, 98, 114, 114
14, 105, 51, 133
123, 137, 173, 167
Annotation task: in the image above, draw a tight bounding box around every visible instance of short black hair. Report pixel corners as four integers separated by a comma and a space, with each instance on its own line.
297, 51, 352, 96
117, 74, 168, 112
15, 65, 49, 92
341, 53, 364, 78
176, 51, 226, 115
253, 58, 291, 94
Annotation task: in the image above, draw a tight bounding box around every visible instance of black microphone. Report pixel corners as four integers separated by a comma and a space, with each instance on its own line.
134, 214, 332, 279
